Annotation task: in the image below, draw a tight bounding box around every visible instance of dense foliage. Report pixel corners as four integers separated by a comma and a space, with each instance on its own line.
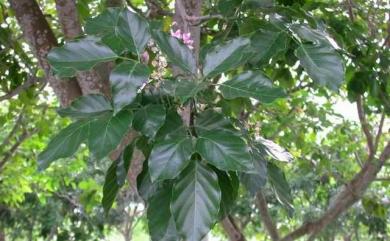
0, 0, 389, 241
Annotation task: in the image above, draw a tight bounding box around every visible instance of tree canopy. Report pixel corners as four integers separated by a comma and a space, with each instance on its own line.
0, 0, 389, 241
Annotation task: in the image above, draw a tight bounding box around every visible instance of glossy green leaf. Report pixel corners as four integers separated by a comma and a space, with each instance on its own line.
133, 104, 166, 138
220, 71, 286, 103
240, 143, 268, 195
194, 109, 236, 136
152, 31, 197, 75
292, 25, 344, 91
149, 136, 193, 182
38, 120, 90, 170
137, 163, 160, 201
258, 137, 293, 162
249, 28, 289, 63
203, 37, 250, 79
85, 8, 127, 54
88, 110, 133, 160
155, 111, 188, 141
268, 162, 294, 212
57, 94, 112, 119
116, 143, 135, 186
196, 130, 253, 172
117, 9, 150, 55
147, 183, 179, 241
102, 159, 120, 214
47, 37, 118, 77
110, 60, 150, 113
171, 161, 221, 241
214, 169, 239, 218
160, 80, 206, 104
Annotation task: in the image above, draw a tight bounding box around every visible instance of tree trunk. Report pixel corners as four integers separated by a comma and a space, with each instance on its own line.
55, 0, 111, 97
9, 0, 81, 106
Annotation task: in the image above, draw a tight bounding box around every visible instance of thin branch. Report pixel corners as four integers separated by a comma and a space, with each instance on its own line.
256, 191, 280, 241
1, 110, 24, 147
221, 215, 247, 241
356, 95, 375, 159
0, 129, 38, 172
0, 76, 42, 102
373, 111, 385, 153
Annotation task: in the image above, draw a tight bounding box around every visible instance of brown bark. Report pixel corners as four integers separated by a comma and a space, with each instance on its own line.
9, 0, 81, 106
256, 192, 280, 241
55, 0, 111, 96
221, 216, 246, 241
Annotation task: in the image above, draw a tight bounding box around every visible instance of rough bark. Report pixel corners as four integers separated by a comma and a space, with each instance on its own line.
55, 0, 111, 96
221, 216, 246, 241
9, 0, 81, 106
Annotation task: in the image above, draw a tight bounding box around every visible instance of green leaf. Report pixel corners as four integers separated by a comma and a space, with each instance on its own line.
249, 28, 289, 63
147, 183, 179, 241
137, 163, 160, 201
152, 31, 197, 75
110, 60, 150, 113
164, 80, 206, 103
47, 37, 118, 77
85, 8, 127, 54
214, 169, 239, 218
57, 94, 112, 119
203, 37, 250, 79
171, 161, 221, 241
116, 143, 135, 186
102, 159, 120, 214
196, 130, 253, 172
149, 136, 193, 182
155, 111, 188, 141
292, 25, 344, 91
220, 71, 286, 103
133, 104, 166, 138
194, 109, 236, 136
240, 143, 268, 195
149, 111, 193, 181
258, 137, 292, 162
117, 9, 151, 55
88, 110, 133, 160
268, 162, 294, 212
38, 120, 90, 170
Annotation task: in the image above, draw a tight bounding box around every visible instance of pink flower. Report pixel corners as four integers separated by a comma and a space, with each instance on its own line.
141, 51, 149, 64
182, 32, 191, 42
170, 29, 182, 39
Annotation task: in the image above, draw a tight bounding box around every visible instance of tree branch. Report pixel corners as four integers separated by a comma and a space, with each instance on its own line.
356, 95, 375, 159
0, 76, 42, 102
280, 141, 390, 241
1, 110, 24, 147
221, 215, 247, 241
256, 191, 280, 241
373, 111, 385, 153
